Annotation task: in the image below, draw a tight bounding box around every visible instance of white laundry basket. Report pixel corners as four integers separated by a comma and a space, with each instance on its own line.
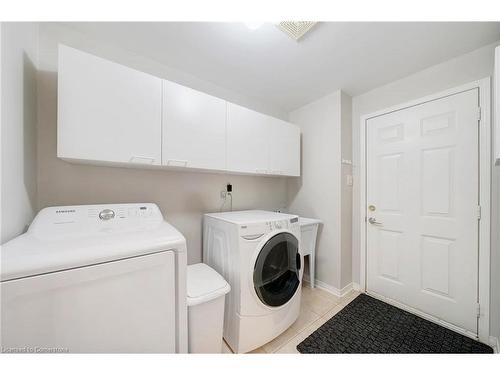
187, 263, 230, 353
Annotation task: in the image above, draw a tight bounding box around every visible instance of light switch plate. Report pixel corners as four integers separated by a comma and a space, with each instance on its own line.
347, 175, 353, 186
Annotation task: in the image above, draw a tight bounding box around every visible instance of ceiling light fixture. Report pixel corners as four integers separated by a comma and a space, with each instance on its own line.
276, 21, 317, 41
244, 22, 264, 30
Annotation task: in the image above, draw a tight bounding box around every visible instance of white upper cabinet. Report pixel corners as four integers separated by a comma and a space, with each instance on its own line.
226, 103, 270, 174
57, 45, 162, 166
57, 45, 301, 176
226, 103, 300, 176
162, 81, 226, 171
268, 118, 300, 177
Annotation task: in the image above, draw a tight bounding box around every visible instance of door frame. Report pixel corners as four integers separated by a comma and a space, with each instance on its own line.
358, 78, 491, 343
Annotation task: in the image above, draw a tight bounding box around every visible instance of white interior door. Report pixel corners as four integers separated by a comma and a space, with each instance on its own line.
366, 89, 480, 335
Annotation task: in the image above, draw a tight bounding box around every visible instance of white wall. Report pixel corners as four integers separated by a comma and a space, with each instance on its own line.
351, 40, 500, 340
36, 23, 288, 264
1, 22, 39, 244
288, 90, 353, 291
340, 92, 353, 288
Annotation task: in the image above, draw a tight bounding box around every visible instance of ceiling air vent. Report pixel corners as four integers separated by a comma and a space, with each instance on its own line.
276, 22, 317, 41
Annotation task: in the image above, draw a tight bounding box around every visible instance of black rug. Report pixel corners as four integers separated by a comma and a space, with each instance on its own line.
297, 293, 493, 354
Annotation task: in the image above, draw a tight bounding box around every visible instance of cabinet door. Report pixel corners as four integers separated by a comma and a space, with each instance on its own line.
268, 119, 301, 176
226, 103, 269, 174
57, 45, 162, 166
162, 81, 226, 171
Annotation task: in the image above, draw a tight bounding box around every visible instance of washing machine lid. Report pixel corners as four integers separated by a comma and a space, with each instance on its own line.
187, 263, 230, 306
205, 210, 298, 225
0, 204, 186, 282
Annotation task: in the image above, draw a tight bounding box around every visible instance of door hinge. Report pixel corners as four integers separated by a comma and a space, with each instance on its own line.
477, 106, 482, 122
476, 303, 481, 318
477, 205, 482, 220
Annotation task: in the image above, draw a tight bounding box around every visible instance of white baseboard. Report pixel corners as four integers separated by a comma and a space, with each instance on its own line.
488, 336, 499, 353
352, 282, 362, 291
338, 282, 354, 297
302, 276, 354, 298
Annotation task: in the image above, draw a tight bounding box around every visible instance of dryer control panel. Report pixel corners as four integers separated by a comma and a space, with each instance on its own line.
29, 203, 163, 238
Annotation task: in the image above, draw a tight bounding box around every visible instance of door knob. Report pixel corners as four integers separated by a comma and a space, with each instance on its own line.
368, 217, 383, 225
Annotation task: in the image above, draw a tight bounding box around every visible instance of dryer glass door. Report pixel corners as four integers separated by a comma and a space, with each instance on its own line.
253, 232, 300, 307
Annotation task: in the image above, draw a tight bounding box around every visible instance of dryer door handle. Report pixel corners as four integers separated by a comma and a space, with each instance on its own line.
296, 253, 301, 270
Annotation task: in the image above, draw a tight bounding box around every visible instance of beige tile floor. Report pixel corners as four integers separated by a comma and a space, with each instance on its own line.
222, 285, 361, 354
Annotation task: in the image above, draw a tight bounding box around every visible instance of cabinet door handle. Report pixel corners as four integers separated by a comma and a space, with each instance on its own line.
255, 169, 268, 174
166, 159, 188, 167
130, 156, 155, 164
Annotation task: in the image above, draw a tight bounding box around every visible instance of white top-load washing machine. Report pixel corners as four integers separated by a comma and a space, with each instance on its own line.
203, 210, 302, 353
0, 203, 187, 353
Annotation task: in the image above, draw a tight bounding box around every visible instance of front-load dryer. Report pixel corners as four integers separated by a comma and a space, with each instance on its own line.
203, 210, 302, 353
0, 203, 187, 353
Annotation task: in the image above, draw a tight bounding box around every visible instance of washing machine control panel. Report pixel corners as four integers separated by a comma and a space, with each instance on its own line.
239, 216, 300, 240
288, 217, 300, 232
267, 220, 289, 231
